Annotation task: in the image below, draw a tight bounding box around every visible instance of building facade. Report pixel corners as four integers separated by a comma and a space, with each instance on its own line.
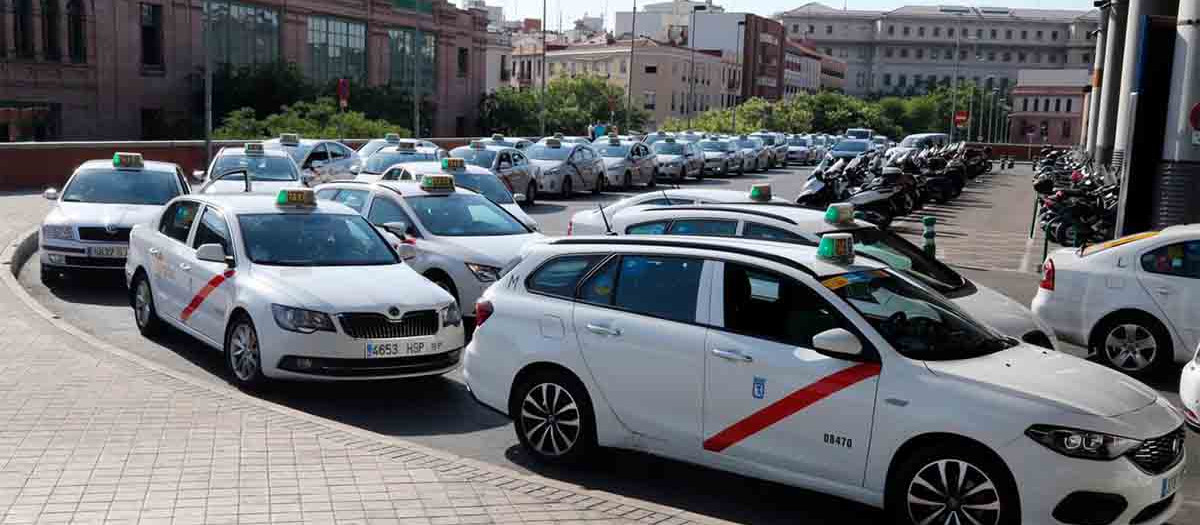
0, 0, 490, 141
778, 3, 1099, 97
1008, 69, 1089, 145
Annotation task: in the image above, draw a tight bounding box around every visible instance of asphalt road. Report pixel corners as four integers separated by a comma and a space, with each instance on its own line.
16, 164, 1198, 524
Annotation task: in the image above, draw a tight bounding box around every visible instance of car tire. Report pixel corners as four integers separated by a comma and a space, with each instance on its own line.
623, 171, 632, 191
426, 273, 461, 306
510, 369, 597, 465
738, 163, 745, 176
647, 170, 657, 188
131, 272, 162, 337
887, 443, 1019, 525
593, 174, 604, 194
40, 264, 62, 288
1092, 312, 1173, 377
694, 167, 704, 182
524, 182, 537, 206
559, 177, 573, 200
225, 313, 266, 390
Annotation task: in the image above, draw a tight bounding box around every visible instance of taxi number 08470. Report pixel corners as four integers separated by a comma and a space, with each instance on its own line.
366, 340, 442, 359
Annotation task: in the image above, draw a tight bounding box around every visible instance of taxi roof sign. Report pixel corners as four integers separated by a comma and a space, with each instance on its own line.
544, 138, 562, 148
420, 173, 456, 193
608, 138, 622, 146
112, 152, 144, 169
491, 133, 505, 141
664, 137, 676, 143
552, 132, 564, 139
384, 133, 401, 143
817, 233, 855, 265
276, 188, 316, 206
825, 203, 855, 224
469, 140, 486, 149
395, 141, 416, 151
441, 157, 466, 171
244, 142, 265, 156
279, 133, 300, 145
748, 184, 772, 202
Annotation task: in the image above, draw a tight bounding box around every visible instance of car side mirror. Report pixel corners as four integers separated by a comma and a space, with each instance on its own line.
498, 161, 512, 170
196, 243, 234, 267
191, 170, 206, 182
43, 188, 58, 200
350, 165, 361, 174
383, 221, 414, 239
812, 328, 863, 357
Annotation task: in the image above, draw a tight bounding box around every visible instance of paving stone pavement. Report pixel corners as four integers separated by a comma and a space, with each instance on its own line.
0, 196, 720, 525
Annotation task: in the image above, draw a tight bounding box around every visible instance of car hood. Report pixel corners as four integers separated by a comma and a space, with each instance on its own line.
431, 233, 545, 268
46, 201, 163, 227
926, 345, 1159, 417
951, 283, 1049, 343
253, 263, 454, 312
529, 159, 565, 171
202, 180, 301, 195
601, 157, 627, 169
702, 151, 728, 159
656, 154, 684, 163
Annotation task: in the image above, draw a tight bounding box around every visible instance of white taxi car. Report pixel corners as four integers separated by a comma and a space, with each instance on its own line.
1032, 227, 1200, 376
566, 188, 789, 236
353, 141, 441, 181
199, 143, 306, 194
368, 159, 538, 230
1182, 346, 1200, 432
124, 188, 463, 387
357, 133, 441, 159
607, 199, 1058, 349
314, 173, 543, 322
465, 234, 1186, 525
40, 153, 190, 286
264, 134, 360, 184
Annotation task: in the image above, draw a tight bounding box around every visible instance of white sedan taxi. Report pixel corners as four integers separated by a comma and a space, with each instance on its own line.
567, 188, 789, 236
365, 159, 538, 230
465, 235, 1186, 525
1032, 226, 1200, 376
199, 143, 306, 194
40, 153, 190, 285
314, 172, 544, 321
1182, 346, 1200, 432
125, 188, 464, 387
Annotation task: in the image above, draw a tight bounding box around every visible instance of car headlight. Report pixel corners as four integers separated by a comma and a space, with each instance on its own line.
271, 304, 336, 334
440, 302, 462, 327
42, 224, 74, 241
466, 263, 501, 282
1025, 425, 1142, 460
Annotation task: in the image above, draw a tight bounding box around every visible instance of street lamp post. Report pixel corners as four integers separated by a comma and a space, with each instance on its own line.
951, 30, 961, 140
203, 2, 213, 164
539, 0, 547, 137
626, 0, 637, 134
732, 20, 744, 133
687, 5, 708, 129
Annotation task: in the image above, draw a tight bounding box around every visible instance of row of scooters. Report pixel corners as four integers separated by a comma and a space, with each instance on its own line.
1032, 147, 1120, 246
795, 142, 1002, 228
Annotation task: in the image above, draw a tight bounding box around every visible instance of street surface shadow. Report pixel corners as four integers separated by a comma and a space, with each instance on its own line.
43, 269, 129, 306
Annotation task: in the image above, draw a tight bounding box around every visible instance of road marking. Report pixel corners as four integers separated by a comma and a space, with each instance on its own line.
703, 363, 881, 452
180, 270, 235, 322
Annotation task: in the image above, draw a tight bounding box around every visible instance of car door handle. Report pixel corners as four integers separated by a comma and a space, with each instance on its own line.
586, 323, 622, 337
148, 248, 161, 256
711, 348, 753, 363
178, 263, 191, 272
1154, 286, 1172, 295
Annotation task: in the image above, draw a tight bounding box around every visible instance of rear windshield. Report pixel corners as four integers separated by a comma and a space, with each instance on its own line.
451, 172, 515, 204
364, 151, 438, 173
1081, 231, 1160, 256
448, 148, 498, 169
653, 143, 686, 155
213, 155, 299, 181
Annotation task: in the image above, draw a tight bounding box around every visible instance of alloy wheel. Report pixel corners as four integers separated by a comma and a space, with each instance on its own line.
134, 279, 152, 328
1104, 324, 1157, 371
230, 323, 261, 382
520, 382, 582, 457
907, 459, 1001, 525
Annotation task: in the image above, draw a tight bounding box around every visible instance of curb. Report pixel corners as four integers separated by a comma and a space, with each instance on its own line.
0, 229, 736, 525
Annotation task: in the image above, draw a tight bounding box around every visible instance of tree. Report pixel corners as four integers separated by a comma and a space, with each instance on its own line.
214, 98, 407, 139
477, 76, 651, 137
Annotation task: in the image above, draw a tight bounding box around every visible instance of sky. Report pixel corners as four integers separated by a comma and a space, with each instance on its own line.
465, 1, 1098, 31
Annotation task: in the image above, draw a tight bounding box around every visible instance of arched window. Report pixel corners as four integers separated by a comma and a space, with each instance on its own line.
42, 0, 62, 60
67, 0, 86, 63
14, 0, 35, 58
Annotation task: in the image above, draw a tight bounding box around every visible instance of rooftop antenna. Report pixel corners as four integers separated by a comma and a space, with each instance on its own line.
661, 189, 673, 204
597, 203, 614, 235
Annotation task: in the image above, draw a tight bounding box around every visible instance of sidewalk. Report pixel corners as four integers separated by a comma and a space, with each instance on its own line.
0, 196, 717, 525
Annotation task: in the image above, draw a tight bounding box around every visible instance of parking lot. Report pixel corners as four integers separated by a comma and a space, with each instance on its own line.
8, 163, 1197, 524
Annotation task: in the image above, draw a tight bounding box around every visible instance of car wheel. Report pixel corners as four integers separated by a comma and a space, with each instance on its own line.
524, 182, 537, 206
694, 166, 704, 182
225, 314, 266, 389
511, 370, 597, 464
559, 177, 573, 199
131, 273, 162, 337
623, 171, 632, 191
40, 264, 62, 288
738, 163, 745, 176
593, 174, 604, 194
426, 273, 460, 306
673, 169, 684, 184
887, 444, 1019, 525
1094, 313, 1172, 376
647, 169, 657, 188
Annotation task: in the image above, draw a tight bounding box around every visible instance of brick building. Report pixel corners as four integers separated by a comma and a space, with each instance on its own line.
1008, 68, 1090, 146
0, 0, 489, 141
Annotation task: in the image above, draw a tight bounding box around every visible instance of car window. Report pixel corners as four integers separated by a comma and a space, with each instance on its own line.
192, 206, 232, 254
626, 221, 670, 234
722, 263, 845, 347
528, 255, 609, 298
332, 189, 370, 213
315, 189, 338, 200
452, 172, 515, 204
1141, 241, 1200, 279
405, 194, 527, 236
640, 197, 694, 206
512, 152, 527, 165
366, 196, 418, 236
744, 222, 807, 243
579, 255, 703, 323
159, 201, 201, 244
238, 213, 396, 267
667, 219, 737, 236
578, 257, 619, 305
307, 144, 329, 164
327, 143, 347, 160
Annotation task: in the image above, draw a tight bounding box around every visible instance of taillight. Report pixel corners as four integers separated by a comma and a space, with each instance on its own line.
475, 300, 494, 327
566, 220, 573, 236
1040, 259, 1055, 291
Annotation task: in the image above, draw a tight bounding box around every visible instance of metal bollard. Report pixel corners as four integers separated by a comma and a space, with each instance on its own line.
923, 216, 936, 258
1029, 196, 1040, 239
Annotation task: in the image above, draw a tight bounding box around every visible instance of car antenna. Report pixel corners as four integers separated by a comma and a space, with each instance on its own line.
244, 170, 252, 194
597, 203, 615, 235
661, 190, 673, 204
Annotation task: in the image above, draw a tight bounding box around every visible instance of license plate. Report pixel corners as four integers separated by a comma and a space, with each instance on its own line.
1161, 471, 1181, 498
365, 339, 442, 359
89, 246, 128, 258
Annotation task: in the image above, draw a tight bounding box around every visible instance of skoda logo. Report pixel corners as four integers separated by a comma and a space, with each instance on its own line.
104, 223, 118, 234
388, 307, 401, 317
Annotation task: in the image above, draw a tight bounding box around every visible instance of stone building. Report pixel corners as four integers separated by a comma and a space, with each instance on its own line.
1008, 68, 1090, 146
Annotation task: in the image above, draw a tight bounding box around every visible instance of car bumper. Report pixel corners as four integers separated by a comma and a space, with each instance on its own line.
703, 160, 727, 173
1182, 360, 1200, 432
1031, 288, 1090, 350
537, 173, 563, 193
1003, 431, 1185, 525
656, 165, 683, 177
41, 241, 128, 269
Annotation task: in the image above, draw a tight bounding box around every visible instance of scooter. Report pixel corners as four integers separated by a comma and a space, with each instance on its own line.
796, 156, 849, 209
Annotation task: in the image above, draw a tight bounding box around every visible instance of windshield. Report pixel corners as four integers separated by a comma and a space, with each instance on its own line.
789, 138, 810, 146
653, 143, 685, 155
451, 173, 515, 204
358, 140, 388, 158
365, 151, 438, 173
644, 134, 672, 144
753, 135, 776, 145
900, 135, 933, 148
842, 228, 967, 292
597, 144, 630, 157
61, 169, 181, 205
834, 141, 869, 153
212, 155, 298, 181
846, 129, 871, 140
266, 143, 313, 164
447, 148, 498, 169
526, 145, 571, 161
238, 213, 397, 266
406, 194, 528, 236
735, 139, 760, 149
699, 141, 727, 152
824, 270, 1015, 360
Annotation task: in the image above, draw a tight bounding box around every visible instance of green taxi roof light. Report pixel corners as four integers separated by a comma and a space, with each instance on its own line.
817, 233, 855, 264
112, 152, 144, 169
277, 188, 316, 206
825, 203, 854, 224
749, 184, 772, 202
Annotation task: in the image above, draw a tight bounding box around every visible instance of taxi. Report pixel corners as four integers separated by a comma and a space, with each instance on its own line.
40, 153, 190, 286
479, 133, 533, 151
696, 138, 746, 176
1033, 227, 1200, 376
606, 194, 1058, 349
353, 141, 442, 182
357, 133, 441, 158
124, 188, 463, 387
263, 133, 360, 184
733, 135, 772, 172
314, 171, 544, 322
537, 133, 591, 146
651, 138, 703, 182
525, 139, 605, 198
465, 234, 1186, 525
448, 141, 538, 205
566, 188, 789, 236
370, 159, 537, 230
198, 143, 305, 194
592, 137, 657, 190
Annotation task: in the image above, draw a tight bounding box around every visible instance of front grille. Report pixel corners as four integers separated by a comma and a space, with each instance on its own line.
77, 227, 131, 242
1127, 427, 1186, 475
338, 310, 438, 339
277, 350, 460, 377
63, 256, 125, 268
1131, 494, 1174, 524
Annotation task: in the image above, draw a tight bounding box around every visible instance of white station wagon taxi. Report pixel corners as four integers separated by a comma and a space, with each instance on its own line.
125, 188, 464, 387
465, 235, 1186, 525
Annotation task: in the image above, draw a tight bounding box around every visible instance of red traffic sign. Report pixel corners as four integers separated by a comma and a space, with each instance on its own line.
954, 110, 969, 126
1190, 102, 1200, 131
337, 79, 350, 109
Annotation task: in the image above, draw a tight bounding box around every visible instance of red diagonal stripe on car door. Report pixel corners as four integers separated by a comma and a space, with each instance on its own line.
703, 362, 882, 453
180, 270, 235, 322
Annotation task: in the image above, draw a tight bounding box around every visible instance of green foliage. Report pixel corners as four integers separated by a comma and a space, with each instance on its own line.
214, 98, 408, 140
477, 76, 652, 136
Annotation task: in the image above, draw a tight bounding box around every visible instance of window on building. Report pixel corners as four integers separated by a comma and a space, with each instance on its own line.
791, 24, 799, 34
1033, 52, 1042, 63
883, 73, 892, 86
205, 1, 281, 68
948, 27, 955, 37
1002, 52, 1012, 62
825, 47, 833, 56
1051, 30, 1059, 40
66, 0, 86, 63
809, 25, 815, 34
671, 91, 676, 111
943, 49, 952, 60
916, 49, 924, 59
959, 49, 967, 60
918, 26, 926, 37
41, 0, 62, 60
13, 0, 34, 58
307, 15, 367, 84
1082, 53, 1091, 64
887, 25, 895, 36
643, 91, 656, 110
1023, 98, 1029, 111
885, 48, 894, 58
990, 29, 997, 39
1066, 99, 1073, 112
898, 74, 907, 87
1005, 29, 1012, 40
644, 65, 657, 74
976, 28, 983, 39
826, 25, 833, 35
1018, 52, 1027, 63
1021, 30, 1028, 40
933, 27, 941, 37
456, 47, 469, 77
987, 51, 996, 61
1036, 30, 1044, 40
140, 3, 165, 71
1055, 99, 1062, 112
903, 26, 910, 36
1062, 121, 1071, 138
900, 49, 909, 58
1049, 53, 1057, 63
